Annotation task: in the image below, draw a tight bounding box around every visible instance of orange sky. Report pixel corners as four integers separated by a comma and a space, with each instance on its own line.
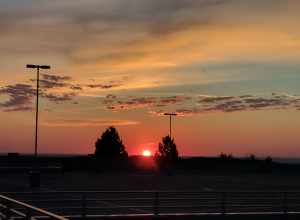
1, 0, 300, 157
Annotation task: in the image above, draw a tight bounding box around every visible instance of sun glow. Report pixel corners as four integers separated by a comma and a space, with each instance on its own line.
142, 150, 152, 157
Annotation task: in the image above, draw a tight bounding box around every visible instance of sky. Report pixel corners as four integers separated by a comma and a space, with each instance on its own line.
1, 0, 300, 157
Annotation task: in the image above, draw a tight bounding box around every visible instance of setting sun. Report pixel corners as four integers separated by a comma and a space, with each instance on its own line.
142, 150, 152, 157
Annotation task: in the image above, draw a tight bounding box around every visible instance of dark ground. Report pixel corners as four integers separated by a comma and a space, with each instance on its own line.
1, 171, 300, 192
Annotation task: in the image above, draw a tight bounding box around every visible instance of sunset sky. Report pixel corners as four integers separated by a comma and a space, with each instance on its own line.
1, 0, 300, 157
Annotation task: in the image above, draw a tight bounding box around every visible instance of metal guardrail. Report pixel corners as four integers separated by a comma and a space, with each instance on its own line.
0, 194, 68, 220
3, 191, 300, 218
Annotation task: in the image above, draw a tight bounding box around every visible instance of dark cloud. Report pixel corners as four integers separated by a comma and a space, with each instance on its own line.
199, 94, 299, 115
0, 84, 35, 111
41, 93, 76, 103
122, 93, 300, 116
0, 84, 35, 98
29, 74, 72, 89
175, 94, 300, 116
104, 95, 192, 110
39, 74, 123, 92
38, 74, 71, 89
159, 96, 191, 105
70, 85, 82, 90
106, 97, 157, 110
87, 82, 122, 89
39, 79, 68, 89
106, 94, 117, 99
103, 94, 117, 105
0, 82, 77, 111
0, 74, 126, 112
42, 74, 71, 82
199, 95, 235, 103
3, 106, 33, 112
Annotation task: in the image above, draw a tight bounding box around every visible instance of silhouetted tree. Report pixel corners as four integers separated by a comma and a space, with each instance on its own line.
265, 156, 272, 164
220, 153, 233, 161
155, 135, 178, 170
249, 154, 256, 161
95, 127, 128, 159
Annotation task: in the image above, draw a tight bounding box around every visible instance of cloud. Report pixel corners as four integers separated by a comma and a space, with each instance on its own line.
104, 95, 193, 110
106, 94, 117, 99
3, 106, 33, 112
1, 0, 300, 96
39, 74, 123, 91
0, 74, 128, 112
159, 96, 192, 105
87, 82, 122, 89
36, 74, 71, 89
152, 93, 300, 116
0, 84, 35, 111
0, 82, 78, 111
108, 93, 300, 116
42, 74, 71, 82
70, 85, 82, 90
41, 118, 140, 127
41, 93, 76, 103
199, 95, 235, 103
106, 97, 157, 110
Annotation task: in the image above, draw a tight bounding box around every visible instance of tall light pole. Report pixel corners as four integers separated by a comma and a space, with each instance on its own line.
26, 64, 51, 158
164, 113, 177, 139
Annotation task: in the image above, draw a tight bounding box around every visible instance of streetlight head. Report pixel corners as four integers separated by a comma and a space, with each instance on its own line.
40, 65, 51, 69
164, 113, 177, 116
26, 64, 37, 68
26, 64, 51, 69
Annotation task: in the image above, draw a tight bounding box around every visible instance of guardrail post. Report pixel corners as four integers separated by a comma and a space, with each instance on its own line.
221, 192, 226, 215
153, 191, 159, 217
81, 193, 86, 219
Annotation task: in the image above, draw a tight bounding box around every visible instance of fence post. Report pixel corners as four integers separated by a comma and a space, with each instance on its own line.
4, 201, 11, 220
153, 191, 159, 216
221, 192, 226, 215
283, 192, 288, 215
81, 193, 86, 219
26, 208, 32, 220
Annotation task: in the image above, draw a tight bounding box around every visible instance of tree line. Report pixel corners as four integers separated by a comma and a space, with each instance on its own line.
95, 126, 178, 170
58, 126, 278, 174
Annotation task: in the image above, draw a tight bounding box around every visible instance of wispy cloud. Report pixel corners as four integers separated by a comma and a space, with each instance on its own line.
0, 84, 35, 111
0, 73, 136, 111
87, 81, 122, 89
0, 80, 78, 111
100, 92, 300, 116
150, 93, 300, 116
42, 93, 76, 103
104, 95, 191, 110
41, 119, 140, 127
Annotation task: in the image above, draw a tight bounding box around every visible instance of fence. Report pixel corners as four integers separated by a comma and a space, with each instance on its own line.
0, 194, 68, 220
3, 191, 300, 219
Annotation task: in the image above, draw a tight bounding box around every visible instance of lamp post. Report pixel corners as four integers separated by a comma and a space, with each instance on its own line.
26, 64, 50, 158
26, 64, 50, 188
164, 113, 177, 139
